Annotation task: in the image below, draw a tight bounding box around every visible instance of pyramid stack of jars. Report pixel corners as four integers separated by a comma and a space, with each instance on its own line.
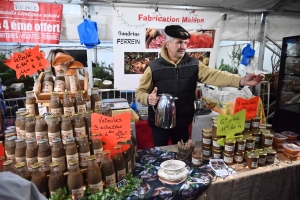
1, 88, 138, 199
202, 117, 277, 169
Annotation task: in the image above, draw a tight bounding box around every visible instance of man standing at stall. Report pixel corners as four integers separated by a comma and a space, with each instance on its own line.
136, 25, 264, 147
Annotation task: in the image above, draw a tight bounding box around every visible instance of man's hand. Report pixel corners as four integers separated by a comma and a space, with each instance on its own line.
240, 73, 265, 87
148, 87, 159, 106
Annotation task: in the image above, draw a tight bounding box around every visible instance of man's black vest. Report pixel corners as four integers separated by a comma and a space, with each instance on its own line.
148, 53, 199, 128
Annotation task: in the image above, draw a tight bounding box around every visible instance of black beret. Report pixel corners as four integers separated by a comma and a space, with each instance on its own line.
164, 25, 190, 39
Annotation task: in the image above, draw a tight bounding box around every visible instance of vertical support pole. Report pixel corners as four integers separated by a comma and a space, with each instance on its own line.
87, 48, 94, 89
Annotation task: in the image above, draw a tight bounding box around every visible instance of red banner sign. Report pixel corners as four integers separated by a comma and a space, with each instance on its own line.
234, 96, 259, 119
0, 2, 63, 44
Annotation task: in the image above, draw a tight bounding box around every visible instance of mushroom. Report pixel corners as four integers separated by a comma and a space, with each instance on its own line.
52, 55, 74, 66
68, 61, 85, 90
66, 69, 77, 92
68, 61, 84, 69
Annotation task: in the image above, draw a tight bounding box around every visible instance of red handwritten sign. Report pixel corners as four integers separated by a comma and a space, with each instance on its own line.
234, 96, 259, 119
91, 113, 131, 156
4, 45, 50, 79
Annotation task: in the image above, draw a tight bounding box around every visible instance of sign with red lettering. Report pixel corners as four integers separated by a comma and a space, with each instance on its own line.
91, 113, 131, 156
0, 2, 63, 44
234, 96, 259, 119
4, 45, 50, 79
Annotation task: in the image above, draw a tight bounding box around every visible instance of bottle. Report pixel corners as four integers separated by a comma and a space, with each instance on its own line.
3, 160, 16, 173
15, 111, 24, 138
25, 139, 38, 172
90, 88, 102, 111
192, 148, 203, 167
47, 115, 61, 146
84, 110, 93, 140
25, 91, 39, 115
127, 138, 134, 172
78, 134, 90, 169
101, 150, 116, 188
112, 145, 126, 182
34, 78, 41, 96
51, 138, 66, 172
15, 138, 26, 163
54, 69, 65, 92
19, 112, 27, 138
67, 159, 85, 199
15, 162, 32, 181
37, 139, 51, 175
48, 162, 67, 197
42, 70, 54, 93
35, 115, 48, 144
74, 113, 86, 143
25, 114, 36, 140
87, 155, 103, 194
130, 129, 137, 169
61, 114, 74, 145
75, 91, 86, 114
50, 92, 63, 117
91, 133, 103, 165
65, 137, 78, 169
63, 92, 75, 118
6, 135, 17, 162
31, 162, 48, 198
118, 140, 131, 173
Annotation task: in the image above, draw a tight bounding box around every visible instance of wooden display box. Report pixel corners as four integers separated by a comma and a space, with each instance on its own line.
35, 71, 90, 104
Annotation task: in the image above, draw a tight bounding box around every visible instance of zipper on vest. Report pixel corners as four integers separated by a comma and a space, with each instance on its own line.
176, 68, 179, 80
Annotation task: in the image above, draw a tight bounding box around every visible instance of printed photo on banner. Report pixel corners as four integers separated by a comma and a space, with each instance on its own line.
188, 51, 210, 66
124, 52, 158, 74
145, 28, 215, 49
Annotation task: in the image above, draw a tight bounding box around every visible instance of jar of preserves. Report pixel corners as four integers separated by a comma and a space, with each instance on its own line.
47, 115, 61, 146
79, 134, 90, 169
19, 112, 27, 138
112, 145, 126, 182
65, 137, 78, 169
245, 136, 255, 151
48, 162, 67, 197
61, 114, 74, 145
261, 123, 272, 130
25, 139, 38, 172
234, 152, 244, 164
74, 113, 86, 143
262, 132, 274, 147
212, 136, 223, 150
223, 152, 234, 165
50, 92, 63, 117
91, 133, 103, 165
212, 149, 222, 159
255, 149, 267, 166
212, 123, 217, 137
100, 105, 112, 117
37, 139, 51, 175
31, 162, 48, 197
235, 136, 246, 152
192, 149, 203, 166
15, 111, 24, 138
118, 140, 131, 173
3, 160, 16, 173
25, 91, 39, 115
42, 70, 54, 93
84, 110, 93, 140
87, 155, 103, 194
202, 146, 211, 158
224, 138, 236, 154
25, 114, 36, 140
15, 162, 31, 181
52, 138, 66, 172
6, 135, 17, 162
35, 115, 48, 143
251, 117, 260, 130
264, 147, 276, 164
252, 129, 262, 144
53, 69, 65, 92
246, 151, 259, 169
67, 159, 85, 199
15, 138, 26, 163
101, 150, 116, 188
75, 91, 86, 113
244, 118, 251, 131
63, 92, 75, 118
91, 88, 102, 111
202, 129, 212, 147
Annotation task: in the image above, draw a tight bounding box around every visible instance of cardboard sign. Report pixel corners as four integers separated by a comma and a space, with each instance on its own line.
234, 96, 259, 119
4, 46, 50, 79
216, 110, 246, 146
91, 113, 131, 156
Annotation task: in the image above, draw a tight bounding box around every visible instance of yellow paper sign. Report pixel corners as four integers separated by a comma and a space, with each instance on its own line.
216, 110, 246, 146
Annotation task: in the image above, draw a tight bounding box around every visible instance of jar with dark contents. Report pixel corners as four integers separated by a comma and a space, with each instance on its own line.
224, 138, 236, 154
244, 118, 251, 131
255, 149, 267, 166
53, 69, 65, 92
235, 136, 246, 152
246, 151, 259, 169
78, 134, 90, 169
15, 162, 31, 181
25, 139, 38, 172
19, 112, 27, 139
37, 139, 51, 175
264, 148, 276, 164
245, 136, 255, 151
25, 91, 39, 115
3, 160, 16, 173
75, 91, 86, 113
50, 92, 63, 117
223, 152, 234, 165
252, 129, 262, 144
15, 138, 26, 163
60, 114, 73, 145
261, 132, 274, 147
202, 146, 211, 158
212, 136, 223, 150
192, 149, 203, 167
212, 149, 223, 159
74, 113, 86, 143
63, 92, 75, 118
35, 115, 48, 144
202, 128, 212, 147
25, 114, 36, 140
31, 162, 48, 197
42, 70, 54, 93
234, 152, 244, 164
251, 117, 260, 130
6, 136, 17, 162
84, 110, 93, 140
91, 88, 102, 111
15, 111, 24, 138
47, 115, 61, 146
212, 123, 217, 137
261, 123, 272, 130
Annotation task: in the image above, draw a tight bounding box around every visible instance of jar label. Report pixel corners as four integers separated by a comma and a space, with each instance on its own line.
203, 138, 211, 145
6, 154, 15, 161
42, 81, 53, 93
105, 173, 116, 187
266, 155, 275, 163
89, 182, 103, 194
223, 156, 233, 163
258, 157, 266, 165
66, 153, 78, 169
264, 138, 273, 145
48, 132, 61, 146
26, 157, 38, 171
52, 155, 66, 172
38, 155, 51, 172
246, 142, 255, 149
15, 156, 26, 163
95, 101, 102, 109
213, 140, 221, 148
252, 121, 260, 128
245, 122, 250, 129
61, 130, 73, 144
74, 127, 86, 141
50, 108, 63, 117
128, 160, 132, 173
238, 144, 245, 151
203, 149, 211, 157
255, 136, 261, 143
192, 157, 202, 165
251, 161, 258, 168
79, 151, 90, 167
64, 106, 75, 116
19, 129, 26, 138
93, 148, 103, 163
16, 127, 21, 138
26, 132, 36, 140
77, 104, 86, 113
234, 155, 243, 162
213, 153, 222, 159
71, 187, 85, 200
117, 168, 126, 181
225, 145, 234, 152
54, 80, 65, 92
26, 104, 36, 115
36, 131, 48, 143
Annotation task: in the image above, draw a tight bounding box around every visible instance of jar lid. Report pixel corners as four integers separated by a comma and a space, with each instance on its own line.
245, 136, 255, 141
264, 147, 276, 155
35, 115, 44, 119
15, 138, 25, 143
50, 162, 60, 167
91, 133, 99, 136
15, 162, 26, 168
74, 113, 81, 116
235, 151, 244, 156
20, 112, 28, 116
69, 159, 78, 165
259, 126, 266, 129
51, 92, 59, 96
85, 110, 93, 114
3, 160, 13, 166
252, 117, 261, 120
262, 132, 274, 137
66, 137, 75, 142
225, 138, 236, 143
235, 136, 246, 142
103, 150, 110, 155
61, 114, 70, 118
4, 133, 14, 138
202, 128, 212, 133
113, 145, 121, 149
223, 152, 234, 157
38, 139, 48, 144
255, 149, 267, 156
25, 91, 34, 94
7, 136, 17, 141
246, 151, 259, 159
32, 162, 42, 169
25, 114, 35, 118
48, 115, 58, 119
202, 145, 211, 150
212, 149, 222, 153
88, 155, 96, 161
4, 130, 14, 134
79, 134, 87, 139
213, 123, 217, 127
94, 108, 101, 112
75, 91, 82, 94
26, 138, 36, 144
245, 118, 251, 122
63, 92, 71, 95
117, 141, 127, 145
52, 138, 61, 143
261, 123, 272, 128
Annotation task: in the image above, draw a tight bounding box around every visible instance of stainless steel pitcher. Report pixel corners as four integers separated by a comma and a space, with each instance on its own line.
153, 94, 178, 129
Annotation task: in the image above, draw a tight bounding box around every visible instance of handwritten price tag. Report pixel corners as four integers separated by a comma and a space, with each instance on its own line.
4, 45, 50, 79
234, 96, 259, 119
91, 112, 131, 156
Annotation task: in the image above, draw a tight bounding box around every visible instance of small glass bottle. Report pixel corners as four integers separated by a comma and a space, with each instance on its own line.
84, 110, 93, 140
65, 137, 79, 170
192, 148, 203, 167
130, 129, 137, 169
25, 91, 39, 115
31, 162, 48, 198
19, 112, 27, 138
67, 159, 85, 199
25, 139, 38, 172
74, 113, 86, 143
52, 138, 66, 172
15, 162, 32, 181
47, 115, 61, 146
6, 135, 17, 162
78, 134, 90, 169
112, 145, 126, 182
3, 160, 16, 173
87, 155, 103, 194
50, 92, 63, 117
15, 138, 26, 163
75, 91, 86, 114
37, 139, 51, 175
61, 114, 74, 145
35, 115, 48, 143
118, 140, 131, 173
42, 70, 54, 93
91, 133, 103, 165
25, 114, 36, 140
101, 150, 116, 188
48, 161, 67, 197
90, 88, 102, 111
63, 92, 75, 118
54, 69, 65, 92
15, 111, 24, 138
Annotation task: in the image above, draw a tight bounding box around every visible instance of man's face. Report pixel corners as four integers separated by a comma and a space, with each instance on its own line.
166, 38, 188, 61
